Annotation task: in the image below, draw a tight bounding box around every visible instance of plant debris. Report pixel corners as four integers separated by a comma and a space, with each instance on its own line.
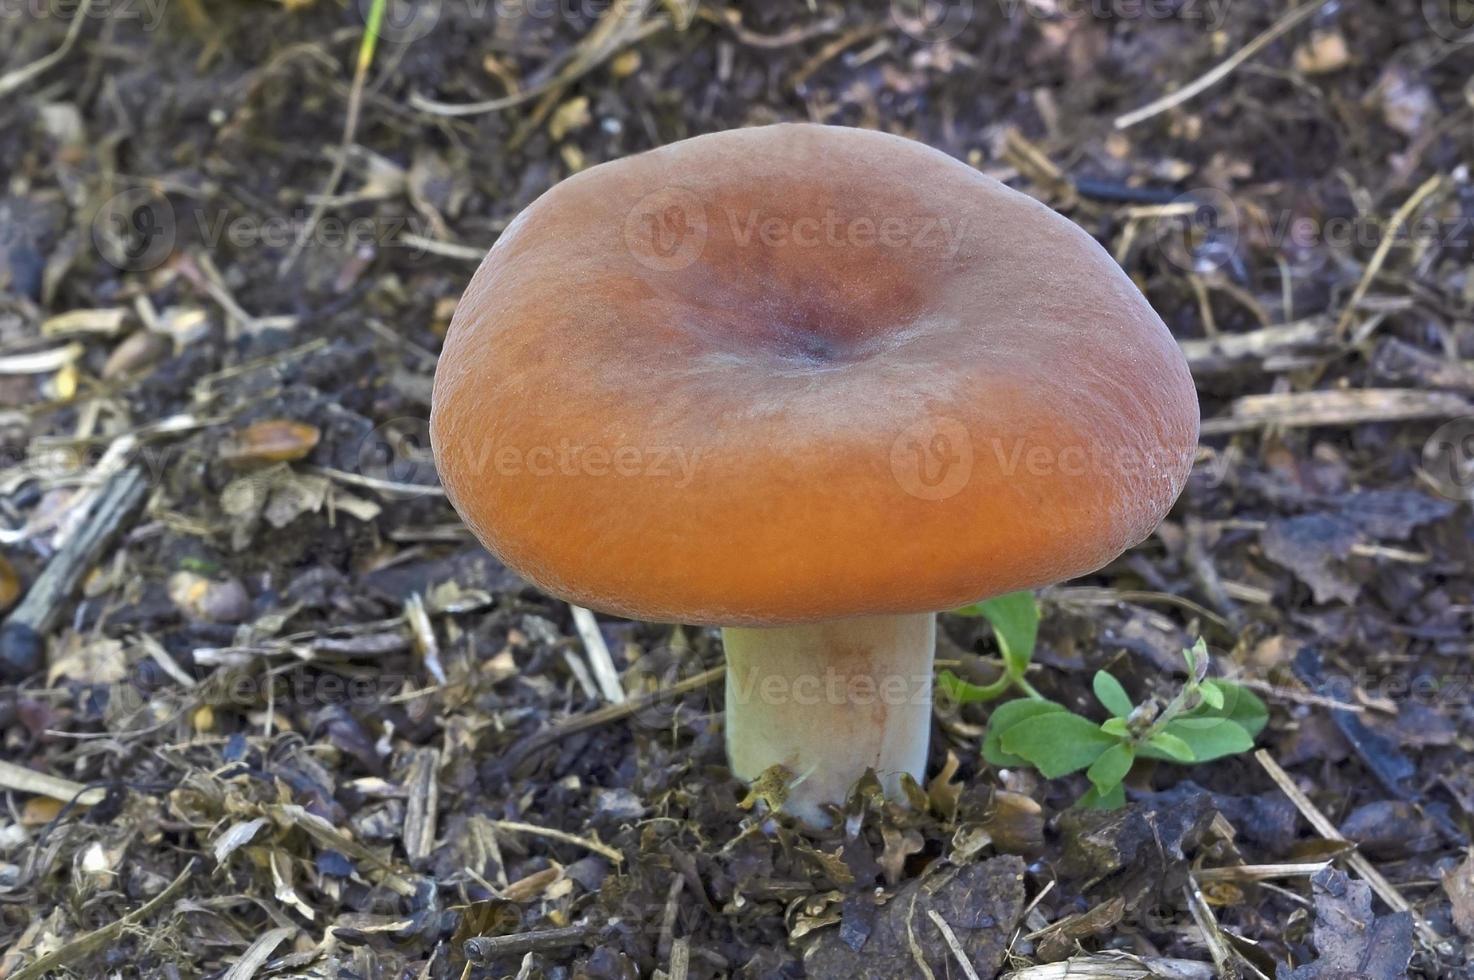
0, 0, 1471, 976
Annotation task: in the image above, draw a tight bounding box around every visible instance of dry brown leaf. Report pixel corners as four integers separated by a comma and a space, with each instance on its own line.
926, 749, 963, 821
21, 796, 65, 826
0, 554, 20, 610
502, 865, 562, 903
102, 330, 170, 379
220, 419, 321, 466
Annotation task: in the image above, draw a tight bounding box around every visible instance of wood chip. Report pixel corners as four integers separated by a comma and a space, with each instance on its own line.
1254, 750, 1439, 945
571, 604, 625, 703
41, 308, 128, 336
0, 759, 105, 806
401, 747, 440, 864
1202, 388, 1474, 434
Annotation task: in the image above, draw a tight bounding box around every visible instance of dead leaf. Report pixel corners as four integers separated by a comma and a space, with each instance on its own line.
0, 554, 20, 610
1282, 868, 1414, 979
1033, 896, 1127, 963
878, 826, 924, 887
102, 330, 169, 378
1294, 31, 1351, 75
47, 635, 127, 686
981, 790, 1044, 855
220, 419, 321, 466
738, 764, 792, 813
1444, 849, 1474, 939
926, 750, 963, 822
22, 797, 64, 827
214, 818, 270, 863
1261, 514, 1361, 604
802, 857, 1025, 979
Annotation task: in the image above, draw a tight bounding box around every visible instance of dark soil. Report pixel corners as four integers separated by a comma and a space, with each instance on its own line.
2, 0, 1473, 977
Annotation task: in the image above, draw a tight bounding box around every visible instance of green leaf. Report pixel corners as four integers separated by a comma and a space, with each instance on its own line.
1092, 671, 1134, 718
1075, 782, 1127, 810
955, 592, 1039, 678
1183, 637, 1209, 682
936, 669, 1009, 706
1000, 713, 1117, 778
1087, 743, 1135, 794
1181, 680, 1268, 736
1145, 731, 1196, 762
1149, 718, 1255, 762
982, 699, 1066, 768
1218, 682, 1268, 736
1198, 680, 1225, 710
1100, 718, 1130, 738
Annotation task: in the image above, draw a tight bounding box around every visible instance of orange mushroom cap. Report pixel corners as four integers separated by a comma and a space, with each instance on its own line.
431, 124, 1199, 626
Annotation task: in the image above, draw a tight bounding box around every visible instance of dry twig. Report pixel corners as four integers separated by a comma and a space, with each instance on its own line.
1115, 0, 1333, 129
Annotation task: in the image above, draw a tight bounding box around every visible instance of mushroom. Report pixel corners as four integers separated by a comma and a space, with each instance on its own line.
431, 124, 1199, 823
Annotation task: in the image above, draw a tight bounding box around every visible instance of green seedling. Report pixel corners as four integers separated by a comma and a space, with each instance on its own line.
937, 590, 1044, 703
942, 594, 1268, 809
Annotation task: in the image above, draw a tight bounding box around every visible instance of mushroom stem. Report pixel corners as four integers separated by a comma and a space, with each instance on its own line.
722, 613, 935, 824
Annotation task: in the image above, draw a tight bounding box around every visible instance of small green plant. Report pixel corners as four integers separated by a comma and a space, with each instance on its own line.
937, 591, 1043, 702
940, 593, 1268, 809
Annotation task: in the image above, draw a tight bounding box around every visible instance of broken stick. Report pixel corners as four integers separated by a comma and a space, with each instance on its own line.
0, 465, 150, 679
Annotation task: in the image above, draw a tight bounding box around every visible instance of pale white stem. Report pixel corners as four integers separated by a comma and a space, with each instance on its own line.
721, 613, 935, 824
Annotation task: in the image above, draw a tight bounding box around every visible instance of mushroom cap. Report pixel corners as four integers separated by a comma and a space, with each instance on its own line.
431, 124, 1199, 626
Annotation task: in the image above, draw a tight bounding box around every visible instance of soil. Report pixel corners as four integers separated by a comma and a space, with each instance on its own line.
1, 0, 1473, 977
